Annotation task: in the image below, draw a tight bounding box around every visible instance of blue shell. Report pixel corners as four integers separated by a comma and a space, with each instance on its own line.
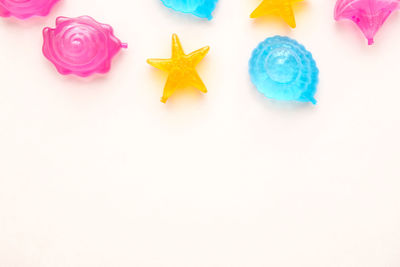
249, 36, 319, 104
160, 0, 218, 20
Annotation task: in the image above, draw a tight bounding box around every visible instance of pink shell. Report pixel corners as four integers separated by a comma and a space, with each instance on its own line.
0, 0, 59, 19
43, 16, 128, 77
334, 0, 400, 45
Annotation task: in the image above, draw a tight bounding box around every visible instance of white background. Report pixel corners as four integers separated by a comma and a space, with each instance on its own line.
1, 0, 400, 266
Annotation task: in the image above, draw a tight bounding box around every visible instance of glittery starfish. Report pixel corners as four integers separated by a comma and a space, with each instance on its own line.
250, 0, 303, 28
147, 34, 210, 103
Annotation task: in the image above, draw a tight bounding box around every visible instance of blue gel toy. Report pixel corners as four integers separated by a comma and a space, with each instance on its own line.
249, 36, 319, 104
160, 0, 219, 20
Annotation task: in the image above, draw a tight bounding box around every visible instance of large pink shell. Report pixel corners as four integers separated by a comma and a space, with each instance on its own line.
43, 16, 127, 77
0, 0, 59, 19
334, 0, 400, 45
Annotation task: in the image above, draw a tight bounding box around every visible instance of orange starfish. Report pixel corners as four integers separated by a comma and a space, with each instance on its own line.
147, 34, 210, 103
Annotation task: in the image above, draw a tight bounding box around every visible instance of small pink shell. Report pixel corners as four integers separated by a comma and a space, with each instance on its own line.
0, 0, 59, 19
43, 16, 127, 77
334, 0, 400, 45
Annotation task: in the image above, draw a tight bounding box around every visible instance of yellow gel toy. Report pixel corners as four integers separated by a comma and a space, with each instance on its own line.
147, 34, 210, 103
250, 0, 303, 28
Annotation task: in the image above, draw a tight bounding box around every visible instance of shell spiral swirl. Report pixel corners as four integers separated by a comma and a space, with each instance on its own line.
0, 0, 59, 19
249, 36, 319, 104
43, 16, 127, 77
160, 0, 219, 20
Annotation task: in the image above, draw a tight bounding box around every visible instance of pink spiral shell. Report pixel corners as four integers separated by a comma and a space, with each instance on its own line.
43, 16, 127, 77
0, 0, 59, 19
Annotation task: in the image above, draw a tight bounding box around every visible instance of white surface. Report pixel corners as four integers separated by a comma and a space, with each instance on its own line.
1, 0, 400, 266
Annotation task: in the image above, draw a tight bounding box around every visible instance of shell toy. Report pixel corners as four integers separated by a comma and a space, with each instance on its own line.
43, 16, 127, 77
160, 0, 219, 20
249, 36, 319, 104
0, 0, 59, 19
334, 0, 400, 45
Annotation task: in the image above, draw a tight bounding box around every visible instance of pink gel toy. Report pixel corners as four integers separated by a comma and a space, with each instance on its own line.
335, 0, 400, 45
0, 0, 59, 19
43, 16, 127, 77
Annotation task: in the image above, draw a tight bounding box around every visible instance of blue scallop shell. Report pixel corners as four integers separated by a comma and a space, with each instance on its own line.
249, 36, 319, 104
160, 0, 218, 20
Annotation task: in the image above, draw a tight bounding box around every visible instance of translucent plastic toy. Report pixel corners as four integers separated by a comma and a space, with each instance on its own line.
43, 16, 127, 77
160, 0, 219, 20
335, 0, 400, 45
147, 34, 210, 103
0, 0, 59, 19
250, 0, 303, 28
249, 36, 318, 104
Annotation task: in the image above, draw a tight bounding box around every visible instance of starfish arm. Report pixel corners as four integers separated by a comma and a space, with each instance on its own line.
250, 1, 267, 19
186, 46, 210, 66
280, 4, 297, 28
250, 1, 272, 18
171, 34, 185, 59
147, 58, 172, 72
187, 71, 208, 93
161, 75, 180, 103
250, 0, 299, 28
